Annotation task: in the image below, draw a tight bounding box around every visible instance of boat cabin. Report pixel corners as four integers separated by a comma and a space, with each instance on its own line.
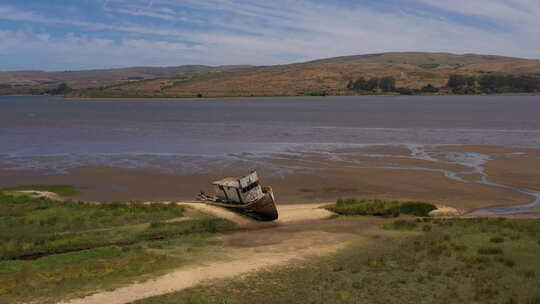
212, 171, 265, 204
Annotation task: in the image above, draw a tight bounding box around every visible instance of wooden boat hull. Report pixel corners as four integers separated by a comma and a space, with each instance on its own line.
205, 187, 278, 221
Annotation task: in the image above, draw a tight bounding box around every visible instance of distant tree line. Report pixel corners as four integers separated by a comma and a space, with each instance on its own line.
347, 76, 439, 95
447, 74, 540, 94
0, 83, 73, 96
347, 73, 540, 95
47, 83, 72, 95
347, 76, 397, 93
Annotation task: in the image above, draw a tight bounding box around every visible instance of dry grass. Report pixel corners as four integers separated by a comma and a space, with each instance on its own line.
63, 52, 540, 98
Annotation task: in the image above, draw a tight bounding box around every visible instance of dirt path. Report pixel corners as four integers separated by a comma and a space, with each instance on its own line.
61, 203, 373, 304
61, 241, 346, 304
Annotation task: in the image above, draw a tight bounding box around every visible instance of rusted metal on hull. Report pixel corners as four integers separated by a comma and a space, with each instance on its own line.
196, 172, 279, 221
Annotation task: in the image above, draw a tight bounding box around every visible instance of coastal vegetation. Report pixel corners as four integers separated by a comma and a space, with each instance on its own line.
138, 217, 540, 304
325, 198, 437, 217
0, 192, 235, 303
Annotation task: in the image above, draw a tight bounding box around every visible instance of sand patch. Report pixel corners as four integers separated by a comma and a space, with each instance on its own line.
177, 203, 336, 229
429, 206, 463, 217
275, 203, 335, 223
7, 190, 63, 201
178, 202, 276, 229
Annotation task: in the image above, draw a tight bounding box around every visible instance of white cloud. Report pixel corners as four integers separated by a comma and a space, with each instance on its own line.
415, 0, 540, 23
0, 30, 208, 70
0, 0, 539, 70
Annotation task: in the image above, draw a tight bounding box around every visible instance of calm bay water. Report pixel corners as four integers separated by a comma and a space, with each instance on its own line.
1, 95, 539, 172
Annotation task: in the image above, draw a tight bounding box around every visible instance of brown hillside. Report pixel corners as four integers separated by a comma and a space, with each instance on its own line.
0, 65, 250, 94
3, 52, 540, 97
72, 52, 540, 98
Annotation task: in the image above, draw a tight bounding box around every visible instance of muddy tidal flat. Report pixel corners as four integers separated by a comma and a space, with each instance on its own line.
1, 95, 540, 215
1, 144, 539, 214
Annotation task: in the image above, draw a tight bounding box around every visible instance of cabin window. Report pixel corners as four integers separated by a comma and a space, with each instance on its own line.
242, 181, 259, 193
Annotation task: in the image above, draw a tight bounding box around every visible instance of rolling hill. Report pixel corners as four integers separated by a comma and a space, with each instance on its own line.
2, 52, 540, 97
0, 65, 251, 95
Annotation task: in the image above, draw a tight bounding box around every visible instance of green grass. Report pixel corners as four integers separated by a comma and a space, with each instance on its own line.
0, 246, 182, 303
325, 198, 437, 217
1, 184, 79, 196
0, 193, 235, 303
0, 193, 193, 260
533, 206, 540, 211
0, 237, 228, 304
138, 217, 540, 304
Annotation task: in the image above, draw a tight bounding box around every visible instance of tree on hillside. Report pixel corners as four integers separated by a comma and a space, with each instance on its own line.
447, 75, 467, 90
348, 77, 380, 92
479, 74, 540, 93
478, 74, 505, 93
518, 75, 540, 92
48, 83, 72, 95
466, 76, 476, 87
421, 84, 440, 93
366, 77, 380, 91
447, 75, 476, 94
379, 76, 396, 92
348, 77, 369, 91
348, 76, 398, 93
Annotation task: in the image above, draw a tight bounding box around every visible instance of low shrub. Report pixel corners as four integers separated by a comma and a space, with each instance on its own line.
327, 199, 436, 218
496, 257, 516, 268
399, 202, 437, 217
451, 244, 468, 252
523, 271, 536, 279
490, 236, 505, 243
467, 256, 491, 264
478, 246, 504, 255
422, 224, 432, 232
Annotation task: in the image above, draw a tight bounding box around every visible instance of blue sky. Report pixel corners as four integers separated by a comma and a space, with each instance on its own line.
0, 0, 539, 71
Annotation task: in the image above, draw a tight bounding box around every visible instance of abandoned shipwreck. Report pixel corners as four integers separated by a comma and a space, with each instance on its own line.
197, 171, 279, 221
